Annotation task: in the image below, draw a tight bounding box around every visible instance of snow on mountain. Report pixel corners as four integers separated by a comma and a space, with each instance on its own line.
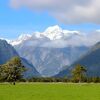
0, 38, 10, 43
2, 26, 100, 47
9, 25, 81, 46
35, 25, 80, 40
10, 34, 32, 46
42, 25, 63, 40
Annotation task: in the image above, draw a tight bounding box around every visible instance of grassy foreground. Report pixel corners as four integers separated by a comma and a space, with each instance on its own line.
0, 83, 100, 100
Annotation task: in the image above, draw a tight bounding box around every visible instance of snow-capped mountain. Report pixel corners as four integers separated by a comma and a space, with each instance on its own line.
35, 25, 80, 40
7, 25, 90, 76
10, 25, 81, 46
10, 34, 31, 46
0, 38, 10, 43
1, 25, 100, 77
6, 25, 100, 47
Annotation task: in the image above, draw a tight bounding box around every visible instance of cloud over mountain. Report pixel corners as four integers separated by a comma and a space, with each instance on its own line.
8, 25, 100, 48
10, 0, 100, 24
8, 25, 81, 47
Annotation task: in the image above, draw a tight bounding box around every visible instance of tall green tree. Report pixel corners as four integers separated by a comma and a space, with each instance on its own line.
0, 57, 26, 85
72, 64, 87, 83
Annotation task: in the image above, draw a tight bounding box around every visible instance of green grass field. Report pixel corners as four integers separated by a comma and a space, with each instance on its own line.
0, 83, 100, 100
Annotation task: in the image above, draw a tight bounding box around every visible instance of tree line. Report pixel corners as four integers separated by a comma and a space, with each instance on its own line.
0, 56, 100, 84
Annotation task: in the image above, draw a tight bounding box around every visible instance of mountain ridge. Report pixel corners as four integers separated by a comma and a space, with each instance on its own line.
0, 39, 41, 78
56, 41, 100, 77
9, 25, 81, 46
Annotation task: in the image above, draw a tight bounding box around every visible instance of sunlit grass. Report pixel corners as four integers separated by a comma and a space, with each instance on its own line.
0, 83, 100, 100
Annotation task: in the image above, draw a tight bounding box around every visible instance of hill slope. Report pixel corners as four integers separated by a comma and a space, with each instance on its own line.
0, 39, 18, 64
0, 39, 40, 77
56, 42, 100, 77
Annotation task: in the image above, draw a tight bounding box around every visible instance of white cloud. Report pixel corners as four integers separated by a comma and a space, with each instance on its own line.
10, 0, 100, 24
86, 31, 100, 45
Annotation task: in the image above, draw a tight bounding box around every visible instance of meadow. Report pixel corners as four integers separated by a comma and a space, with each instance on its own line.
0, 83, 100, 100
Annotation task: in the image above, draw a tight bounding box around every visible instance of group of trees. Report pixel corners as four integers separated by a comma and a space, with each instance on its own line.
28, 77, 70, 82
0, 57, 100, 84
28, 64, 100, 83
28, 77, 100, 83
0, 57, 26, 85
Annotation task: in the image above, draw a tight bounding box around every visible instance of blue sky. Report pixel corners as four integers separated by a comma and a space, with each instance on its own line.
0, 0, 100, 39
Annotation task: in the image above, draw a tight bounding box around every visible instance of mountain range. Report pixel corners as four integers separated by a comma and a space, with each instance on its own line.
0, 25, 100, 77
8, 25, 90, 76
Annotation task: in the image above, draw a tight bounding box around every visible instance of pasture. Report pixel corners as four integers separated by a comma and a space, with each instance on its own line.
0, 83, 100, 100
